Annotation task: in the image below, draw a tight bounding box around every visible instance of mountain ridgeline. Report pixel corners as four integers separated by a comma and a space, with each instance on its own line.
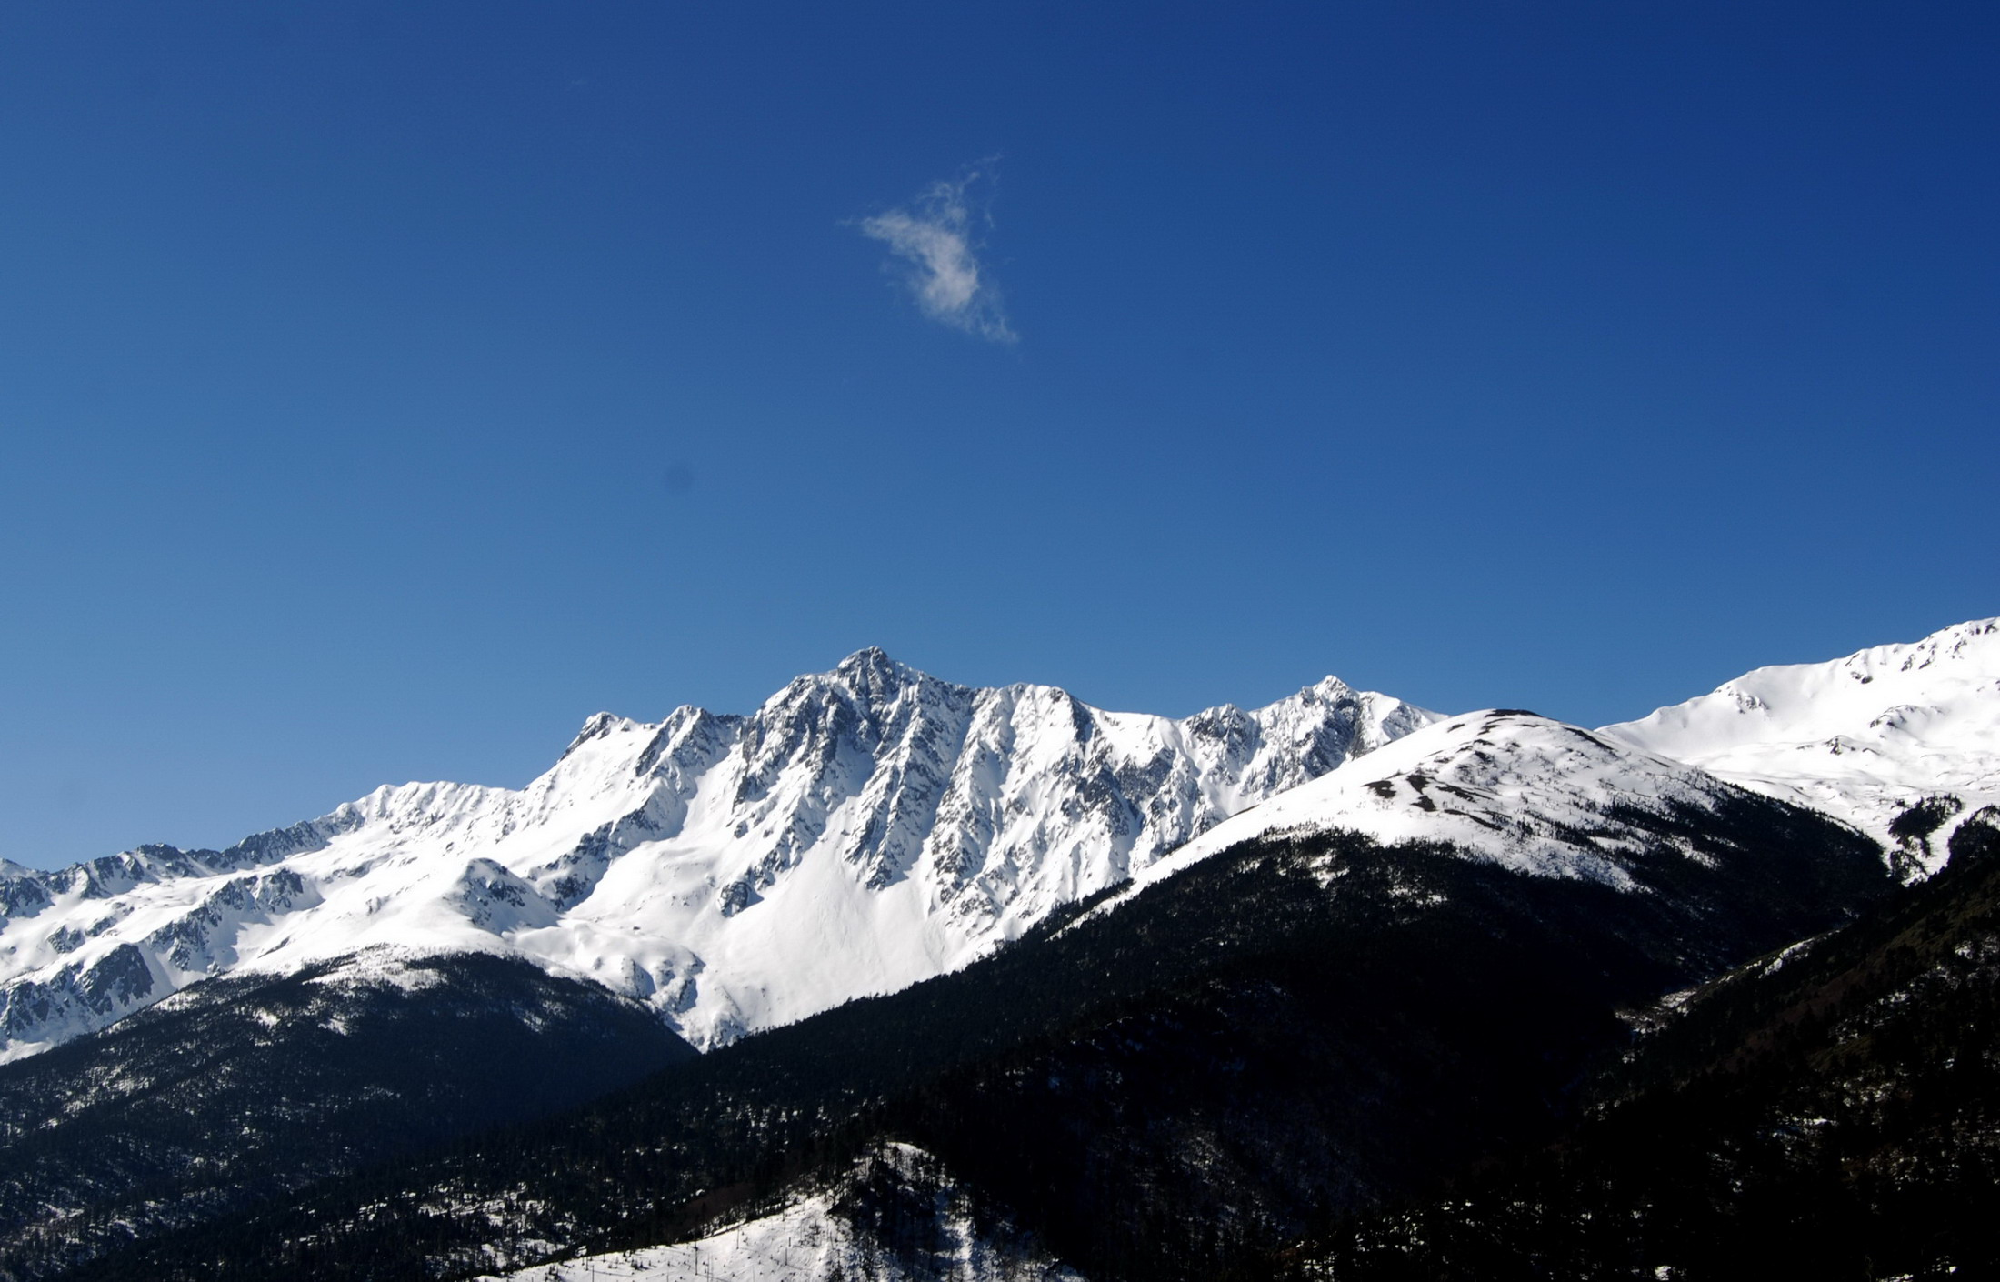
50, 714, 1895, 1281
2, 620, 1997, 1281
0, 652, 1435, 1059
1606, 616, 2000, 875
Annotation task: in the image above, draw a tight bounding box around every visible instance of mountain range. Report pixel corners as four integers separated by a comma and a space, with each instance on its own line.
0, 654, 1432, 1060
0, 617, 1995, 1280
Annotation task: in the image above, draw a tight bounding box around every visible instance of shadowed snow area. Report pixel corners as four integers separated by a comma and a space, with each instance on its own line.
0, 650, 1434, 1060
1604, 617, 2000, 877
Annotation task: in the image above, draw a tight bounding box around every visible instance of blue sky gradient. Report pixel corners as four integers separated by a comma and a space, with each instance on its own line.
2, 1, 1995, 866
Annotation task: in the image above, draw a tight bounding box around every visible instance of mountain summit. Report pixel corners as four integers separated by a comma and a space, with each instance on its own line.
1604, 617, 2000, 876
0, 654, 1435, 1059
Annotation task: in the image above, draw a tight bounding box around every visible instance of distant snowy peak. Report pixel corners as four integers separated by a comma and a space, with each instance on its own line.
0, 651, 1436, 1060
1113, 710, 1766, 906
1604, 618, 2000, 876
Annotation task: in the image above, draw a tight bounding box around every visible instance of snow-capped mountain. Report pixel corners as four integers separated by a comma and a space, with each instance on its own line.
0, 650, 1434, 1061
107, 707, 1883, 1282
1100, 708, 1831, 915
1603, 617, 2000, 877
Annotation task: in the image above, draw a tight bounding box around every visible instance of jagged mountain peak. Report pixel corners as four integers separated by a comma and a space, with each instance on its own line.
0, 655, 1437, 1059
559, 710, 644, 760
1297, 671, 1362, 700
831, 643, 919, 685
786, 645, 936, 700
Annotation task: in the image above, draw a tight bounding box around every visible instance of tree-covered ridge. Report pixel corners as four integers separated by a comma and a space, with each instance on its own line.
0, 953, 696, 1281
1304, 808, 2000, 1280
55, 787, 1886, 1282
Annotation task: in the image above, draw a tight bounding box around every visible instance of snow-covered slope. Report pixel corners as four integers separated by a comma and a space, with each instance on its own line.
1104, 709, 1811, 914
1603, 618, 2000, 877
0, 650, 1434, 1061
479, 1144, 1082, 1282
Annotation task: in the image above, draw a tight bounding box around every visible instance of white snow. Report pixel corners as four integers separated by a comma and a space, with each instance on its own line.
1604, 617, 2000, 876
1086, 710, 1753, 922
13, 619, 1989, 1063
0, 652, 1434, 1060
477, 1144, 1082, 1282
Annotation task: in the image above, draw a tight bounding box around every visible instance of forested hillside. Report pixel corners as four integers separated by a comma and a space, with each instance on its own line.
55, 784, 1886, 1282
1300, 808, 2000, 1280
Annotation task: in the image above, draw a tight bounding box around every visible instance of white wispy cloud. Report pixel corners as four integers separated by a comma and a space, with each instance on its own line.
857, 166, 1016, 343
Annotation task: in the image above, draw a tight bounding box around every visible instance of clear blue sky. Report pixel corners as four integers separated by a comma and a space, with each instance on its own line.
3, 1, 1995, 867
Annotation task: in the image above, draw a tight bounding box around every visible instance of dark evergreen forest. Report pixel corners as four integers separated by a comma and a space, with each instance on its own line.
40, 789, 1889, 1282
1296, 809, 2000, 1280
0, 953, 695, 1280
